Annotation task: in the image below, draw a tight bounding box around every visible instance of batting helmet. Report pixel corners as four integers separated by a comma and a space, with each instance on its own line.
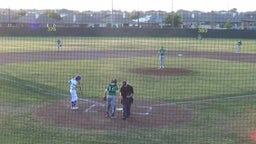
75, 75, 81, 81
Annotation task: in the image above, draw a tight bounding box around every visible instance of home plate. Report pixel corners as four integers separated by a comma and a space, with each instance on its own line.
116, 108, 123, 111
178, 54, 183, 57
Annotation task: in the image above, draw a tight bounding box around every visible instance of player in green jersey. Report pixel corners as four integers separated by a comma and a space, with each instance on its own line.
104, 80, 119, 118
159, 46, 166, 68
56, 39, 62, 51
198, 34, 202, 43
237, 40, 242, 53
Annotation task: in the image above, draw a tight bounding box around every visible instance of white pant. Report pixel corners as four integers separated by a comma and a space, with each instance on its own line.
159, 55, 166, 68
70, 90, 78, 102
237, 45, 241, 53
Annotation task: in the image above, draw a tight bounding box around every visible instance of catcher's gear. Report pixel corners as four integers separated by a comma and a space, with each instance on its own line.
122, 81, 127, 86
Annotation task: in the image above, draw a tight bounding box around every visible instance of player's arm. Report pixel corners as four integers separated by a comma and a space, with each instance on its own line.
119, 87, 124, 104
76, 82, 81, 90
130, 86, 134, 103
103, 88, 107, 101
127, 86, 134, 98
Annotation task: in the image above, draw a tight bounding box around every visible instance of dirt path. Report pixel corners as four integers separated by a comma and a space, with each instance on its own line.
1, 50, 255, 65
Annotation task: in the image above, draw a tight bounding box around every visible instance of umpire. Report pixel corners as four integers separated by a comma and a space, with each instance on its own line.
120, 81, 134, 120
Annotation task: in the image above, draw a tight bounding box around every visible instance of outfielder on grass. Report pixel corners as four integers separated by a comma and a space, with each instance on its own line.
198, 34, 202, 43
56, 39, 62, 51
68, 75, 81, 110
159, 46, 166, 69
236, 40, 242, 53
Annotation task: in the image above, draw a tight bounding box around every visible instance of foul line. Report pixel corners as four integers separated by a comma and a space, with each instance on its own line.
79, 98, 152, 115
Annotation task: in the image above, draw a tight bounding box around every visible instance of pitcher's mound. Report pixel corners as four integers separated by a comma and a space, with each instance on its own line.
130, 68, 192, 76
33, 98, 195, 131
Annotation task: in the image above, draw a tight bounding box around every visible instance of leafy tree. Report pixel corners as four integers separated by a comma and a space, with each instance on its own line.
44, 11, 61, 20
17, 9, 27, 17
129, 10, 140, 19
224, 19, 232, 29
14, 9, 27, 19
229, 8, 237, 13
164, 12, 181, 28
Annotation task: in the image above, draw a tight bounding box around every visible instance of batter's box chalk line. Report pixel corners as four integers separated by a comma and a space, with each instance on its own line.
79, 98, 153, 116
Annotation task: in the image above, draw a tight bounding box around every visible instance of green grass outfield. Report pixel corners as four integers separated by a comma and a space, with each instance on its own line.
1, 37, 256, 144
1, 37, 256, 53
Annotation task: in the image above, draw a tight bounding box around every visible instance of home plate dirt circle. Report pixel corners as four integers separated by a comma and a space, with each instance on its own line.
130, 68, 192, 76
33, 98, 195, 131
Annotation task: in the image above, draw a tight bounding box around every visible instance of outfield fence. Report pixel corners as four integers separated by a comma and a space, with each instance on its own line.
1, 27, 256, 38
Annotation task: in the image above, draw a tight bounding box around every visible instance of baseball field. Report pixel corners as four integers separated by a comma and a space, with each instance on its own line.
1, 37, 256, 144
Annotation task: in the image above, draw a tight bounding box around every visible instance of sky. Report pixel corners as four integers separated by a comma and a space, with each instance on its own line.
3, 0, 255, 12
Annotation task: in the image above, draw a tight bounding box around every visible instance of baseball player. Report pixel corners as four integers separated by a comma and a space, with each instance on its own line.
104, 80, 118, 118
56, 39, 62, 51
237, 40, 242, 53
198, 34, 202, 43
159, 46, 166, 68
68, 75, 81, 110
120, 81, 134, 120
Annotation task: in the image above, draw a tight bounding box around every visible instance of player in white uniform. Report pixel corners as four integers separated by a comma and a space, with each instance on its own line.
69, 75, 81, 110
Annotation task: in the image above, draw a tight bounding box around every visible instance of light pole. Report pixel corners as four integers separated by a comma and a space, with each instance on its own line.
8, 8, 11, 27
172, 0, 173, 12
172, 0, 174, 28
137, 0, 140, 27
111, 0, 113, 27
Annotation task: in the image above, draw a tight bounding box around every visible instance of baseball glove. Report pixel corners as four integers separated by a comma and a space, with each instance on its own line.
103, 96, 107, 101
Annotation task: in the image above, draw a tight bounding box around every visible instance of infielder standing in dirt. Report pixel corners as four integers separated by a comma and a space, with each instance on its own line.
104, 80, 119, 118
159, 46, 166, 68
69, 75, 81, 110
120, 81, 134, 120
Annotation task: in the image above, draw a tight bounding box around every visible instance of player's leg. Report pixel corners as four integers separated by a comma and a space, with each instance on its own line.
127, 99, 132, 117
237, 45, 241, 53
160, 55, 164, 68
122, 99, 128, 119
159, 56, 162, 68
110, 96, 116, 118
162, 56, 166, 68
71, 90, 78, 109
105, 96, 111, 117
59, 43, 62, 51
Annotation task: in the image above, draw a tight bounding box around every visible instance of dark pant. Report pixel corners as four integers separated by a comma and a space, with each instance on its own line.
122, 98, 132, 118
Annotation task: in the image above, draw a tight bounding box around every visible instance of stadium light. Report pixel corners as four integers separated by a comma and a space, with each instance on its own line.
111, 0, 113, 27
172, 0, 174, 28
